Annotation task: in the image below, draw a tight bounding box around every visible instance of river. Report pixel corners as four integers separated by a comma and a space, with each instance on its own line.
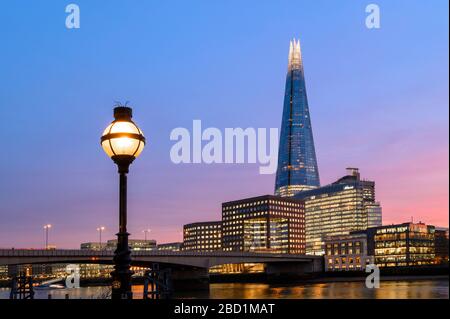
0, 278, 448, 299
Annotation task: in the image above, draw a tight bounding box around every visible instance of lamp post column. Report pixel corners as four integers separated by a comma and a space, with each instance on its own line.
111, 163, 133, 300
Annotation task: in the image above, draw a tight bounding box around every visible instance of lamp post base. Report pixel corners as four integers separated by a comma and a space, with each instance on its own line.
111, 232, 133, 300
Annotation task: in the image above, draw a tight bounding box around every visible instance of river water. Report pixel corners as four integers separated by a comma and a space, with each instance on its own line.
1, 278, 448, 299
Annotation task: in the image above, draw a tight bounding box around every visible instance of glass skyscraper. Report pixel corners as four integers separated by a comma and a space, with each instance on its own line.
275, 39, 320, 197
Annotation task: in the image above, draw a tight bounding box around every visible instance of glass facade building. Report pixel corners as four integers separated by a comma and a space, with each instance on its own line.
366, 203, 383, 228
368, 222, 435, 267
222, 195, 305, 254
295, 168, 382, 255
275, 39, 320, 197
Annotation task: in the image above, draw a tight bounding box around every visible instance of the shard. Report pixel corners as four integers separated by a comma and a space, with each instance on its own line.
275, 39, 320, 197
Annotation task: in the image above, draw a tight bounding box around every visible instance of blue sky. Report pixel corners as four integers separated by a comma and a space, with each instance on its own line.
0, 0, 448, 248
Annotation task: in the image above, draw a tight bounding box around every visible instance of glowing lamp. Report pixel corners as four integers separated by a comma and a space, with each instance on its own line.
101, 106, 145, 172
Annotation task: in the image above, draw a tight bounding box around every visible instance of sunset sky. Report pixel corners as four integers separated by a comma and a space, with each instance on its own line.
0, 0, 448, 248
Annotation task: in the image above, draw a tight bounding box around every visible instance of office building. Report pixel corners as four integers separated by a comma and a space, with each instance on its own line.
80, 264, 114, 278
274, 39, 320, 197
0, 265, 9, 280
81, 240, 156, 251
106, 239, 157, 251
157, 242, 183, 252
183, 221, 222, 252
295, 168, 382, 255
80, 242, 107, 250
324, 231, 374, 271
366, 203, 383, 228
222, 195, 305, 254
434, 227, 448, 264
369, 222, 435, 267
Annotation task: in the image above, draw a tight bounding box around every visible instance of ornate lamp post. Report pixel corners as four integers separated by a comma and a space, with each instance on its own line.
101, 106, 145, 300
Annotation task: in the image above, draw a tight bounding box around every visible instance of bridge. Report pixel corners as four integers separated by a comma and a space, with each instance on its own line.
0, 249, 323, 289
0, 249, 322, 271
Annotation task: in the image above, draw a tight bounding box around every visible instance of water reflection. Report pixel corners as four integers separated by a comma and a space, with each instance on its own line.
202, 280, 449, 299
0, 279, 448, 299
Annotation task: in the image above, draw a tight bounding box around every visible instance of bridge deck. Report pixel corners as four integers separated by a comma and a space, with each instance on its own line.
0, 249, 323, 271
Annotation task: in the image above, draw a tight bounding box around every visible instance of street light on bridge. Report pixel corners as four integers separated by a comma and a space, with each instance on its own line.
96, 226, 105, 249
142, 229, 151, 241
43, 224, 52, 250
101, 105, 146, 300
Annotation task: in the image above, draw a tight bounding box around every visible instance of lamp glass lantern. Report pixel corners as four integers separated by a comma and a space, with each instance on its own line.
101, 107, 145, 168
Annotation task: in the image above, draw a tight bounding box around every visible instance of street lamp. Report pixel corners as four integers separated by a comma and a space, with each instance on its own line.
97, 226, 105, 249
101, 106, 146, 300
142, 229, 151, 241
43, 224, 52, 249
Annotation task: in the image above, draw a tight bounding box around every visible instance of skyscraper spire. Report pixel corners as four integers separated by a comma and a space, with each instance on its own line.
275, 39, 320, 197
288, 39, 302, 69
288, 40, 294, 63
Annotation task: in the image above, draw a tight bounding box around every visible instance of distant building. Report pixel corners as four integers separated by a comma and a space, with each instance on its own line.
368, 222, 435, 267
434, 227, 449, 264
32, 264, 53, 277
7, 264, 65, 279
324, 231, 374, 271
79, 264, 114, 278
82, 240, 157, 251
295, 168, 382, 255
183, 221, 222, 252
222, 195, 305, 254
157, 242, 183, 252
366, 203, 383, 228
0, 265, 8, 280
106, 239, 157, 251
80, 242, 107, 250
